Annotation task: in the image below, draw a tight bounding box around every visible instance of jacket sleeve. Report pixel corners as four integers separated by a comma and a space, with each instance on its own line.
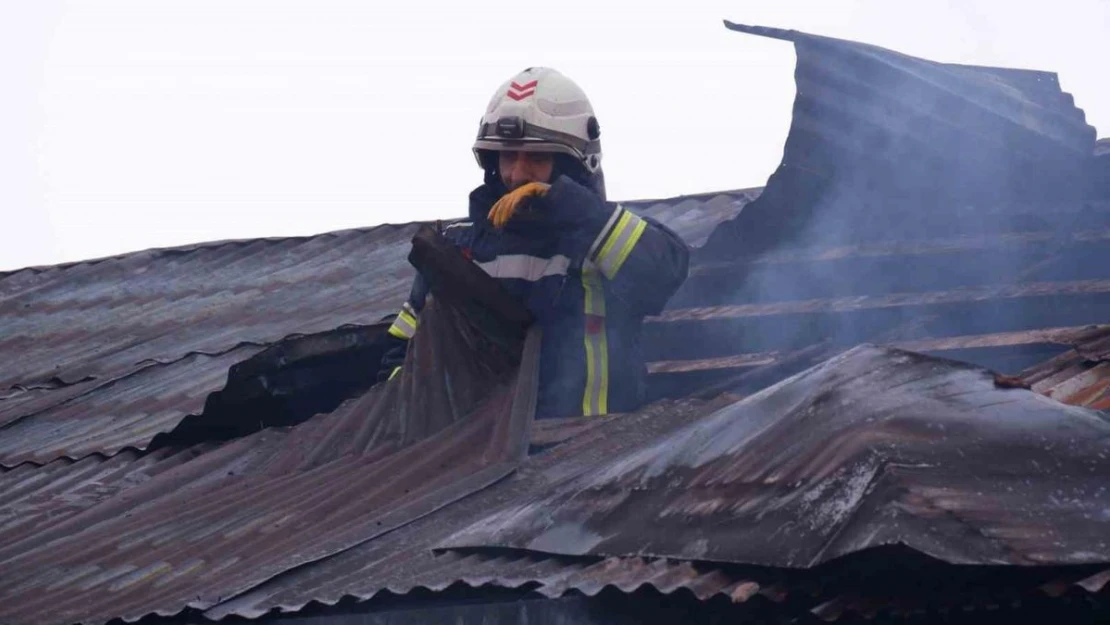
544, 176, 690, 316
378, 271, 428, 380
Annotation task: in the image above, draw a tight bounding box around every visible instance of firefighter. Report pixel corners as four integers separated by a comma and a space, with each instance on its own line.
381, 67, 690, 419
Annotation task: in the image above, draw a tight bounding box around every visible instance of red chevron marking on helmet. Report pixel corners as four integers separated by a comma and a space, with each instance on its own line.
507, 79, 538, 101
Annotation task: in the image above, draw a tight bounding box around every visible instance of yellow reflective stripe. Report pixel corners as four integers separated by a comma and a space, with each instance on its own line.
596, 211, 634, 266
581, 265, 608, 416
583, 264, 605, 315
388, 307, 418, 339
388, 366, 402, 381
607, 218, 647, 278
594, 209, 647, 279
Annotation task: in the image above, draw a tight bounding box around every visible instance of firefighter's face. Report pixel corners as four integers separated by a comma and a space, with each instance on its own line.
499, 150, 555, 190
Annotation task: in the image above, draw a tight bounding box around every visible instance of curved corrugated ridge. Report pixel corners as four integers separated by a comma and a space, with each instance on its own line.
0, 346, 264, 467
0, 221, 434, 281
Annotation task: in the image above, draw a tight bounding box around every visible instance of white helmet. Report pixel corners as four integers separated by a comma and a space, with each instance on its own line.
473, 67, 602, 174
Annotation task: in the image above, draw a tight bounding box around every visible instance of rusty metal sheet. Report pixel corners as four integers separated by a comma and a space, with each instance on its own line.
0, 347, 262, 467
0, 282, 539, 625
0, 445, 218, 555
205, 385, 1109, 623
444, 345, 1110, 568
0, 225, 422, 390
1022, 325, 1110, 410
201, 396, 734, 620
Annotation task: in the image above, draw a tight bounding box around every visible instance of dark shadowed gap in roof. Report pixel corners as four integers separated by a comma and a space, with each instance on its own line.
148, 324, 394, 450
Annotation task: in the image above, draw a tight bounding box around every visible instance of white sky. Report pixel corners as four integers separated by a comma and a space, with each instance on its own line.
1, 0, 1108, 271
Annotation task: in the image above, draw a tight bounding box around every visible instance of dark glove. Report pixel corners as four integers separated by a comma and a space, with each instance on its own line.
376, 335, 408, 382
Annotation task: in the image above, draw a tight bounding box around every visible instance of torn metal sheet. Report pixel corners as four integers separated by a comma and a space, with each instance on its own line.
701, 23, 1098, 262
0, 278, 539, 625
444, 345, 1110, 568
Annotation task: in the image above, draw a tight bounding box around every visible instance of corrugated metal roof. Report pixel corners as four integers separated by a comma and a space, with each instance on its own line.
701, 23, 1098, 261
0, 289, 538, 625
0, 347, 262, 467
445, 345, 1110, 568
2, 24, 1109, 625
0, 224, 421, 391
202, 396, 738, 620
0, 193, 749, 392
3, 337, 1108, 625
0, 193, 754, 467
206, 376, 1110, 623
1021, 325, 1110, 410
0, 445, 217, 555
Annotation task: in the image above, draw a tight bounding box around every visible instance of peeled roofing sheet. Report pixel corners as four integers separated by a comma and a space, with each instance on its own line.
444, 345, 1110, 568
700, 24, 1098, 261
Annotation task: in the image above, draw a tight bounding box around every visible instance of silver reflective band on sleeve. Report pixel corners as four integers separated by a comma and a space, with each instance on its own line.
593, 208, 647, 280
588, 204, 624, 260
476, 254, 571, 282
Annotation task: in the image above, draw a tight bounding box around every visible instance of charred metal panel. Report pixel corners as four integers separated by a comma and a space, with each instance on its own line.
444, 346, 1110, 568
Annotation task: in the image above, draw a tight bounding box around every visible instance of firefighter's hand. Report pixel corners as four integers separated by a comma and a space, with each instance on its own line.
488, 182, 550, 229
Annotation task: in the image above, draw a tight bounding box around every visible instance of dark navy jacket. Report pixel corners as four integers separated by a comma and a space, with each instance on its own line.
386, 175, 689, 419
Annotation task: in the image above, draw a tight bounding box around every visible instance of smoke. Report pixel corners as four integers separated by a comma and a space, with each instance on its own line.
655, 32, 1110, 383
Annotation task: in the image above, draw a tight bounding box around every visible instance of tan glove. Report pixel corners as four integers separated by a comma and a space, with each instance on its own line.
488, 182, 550, 229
